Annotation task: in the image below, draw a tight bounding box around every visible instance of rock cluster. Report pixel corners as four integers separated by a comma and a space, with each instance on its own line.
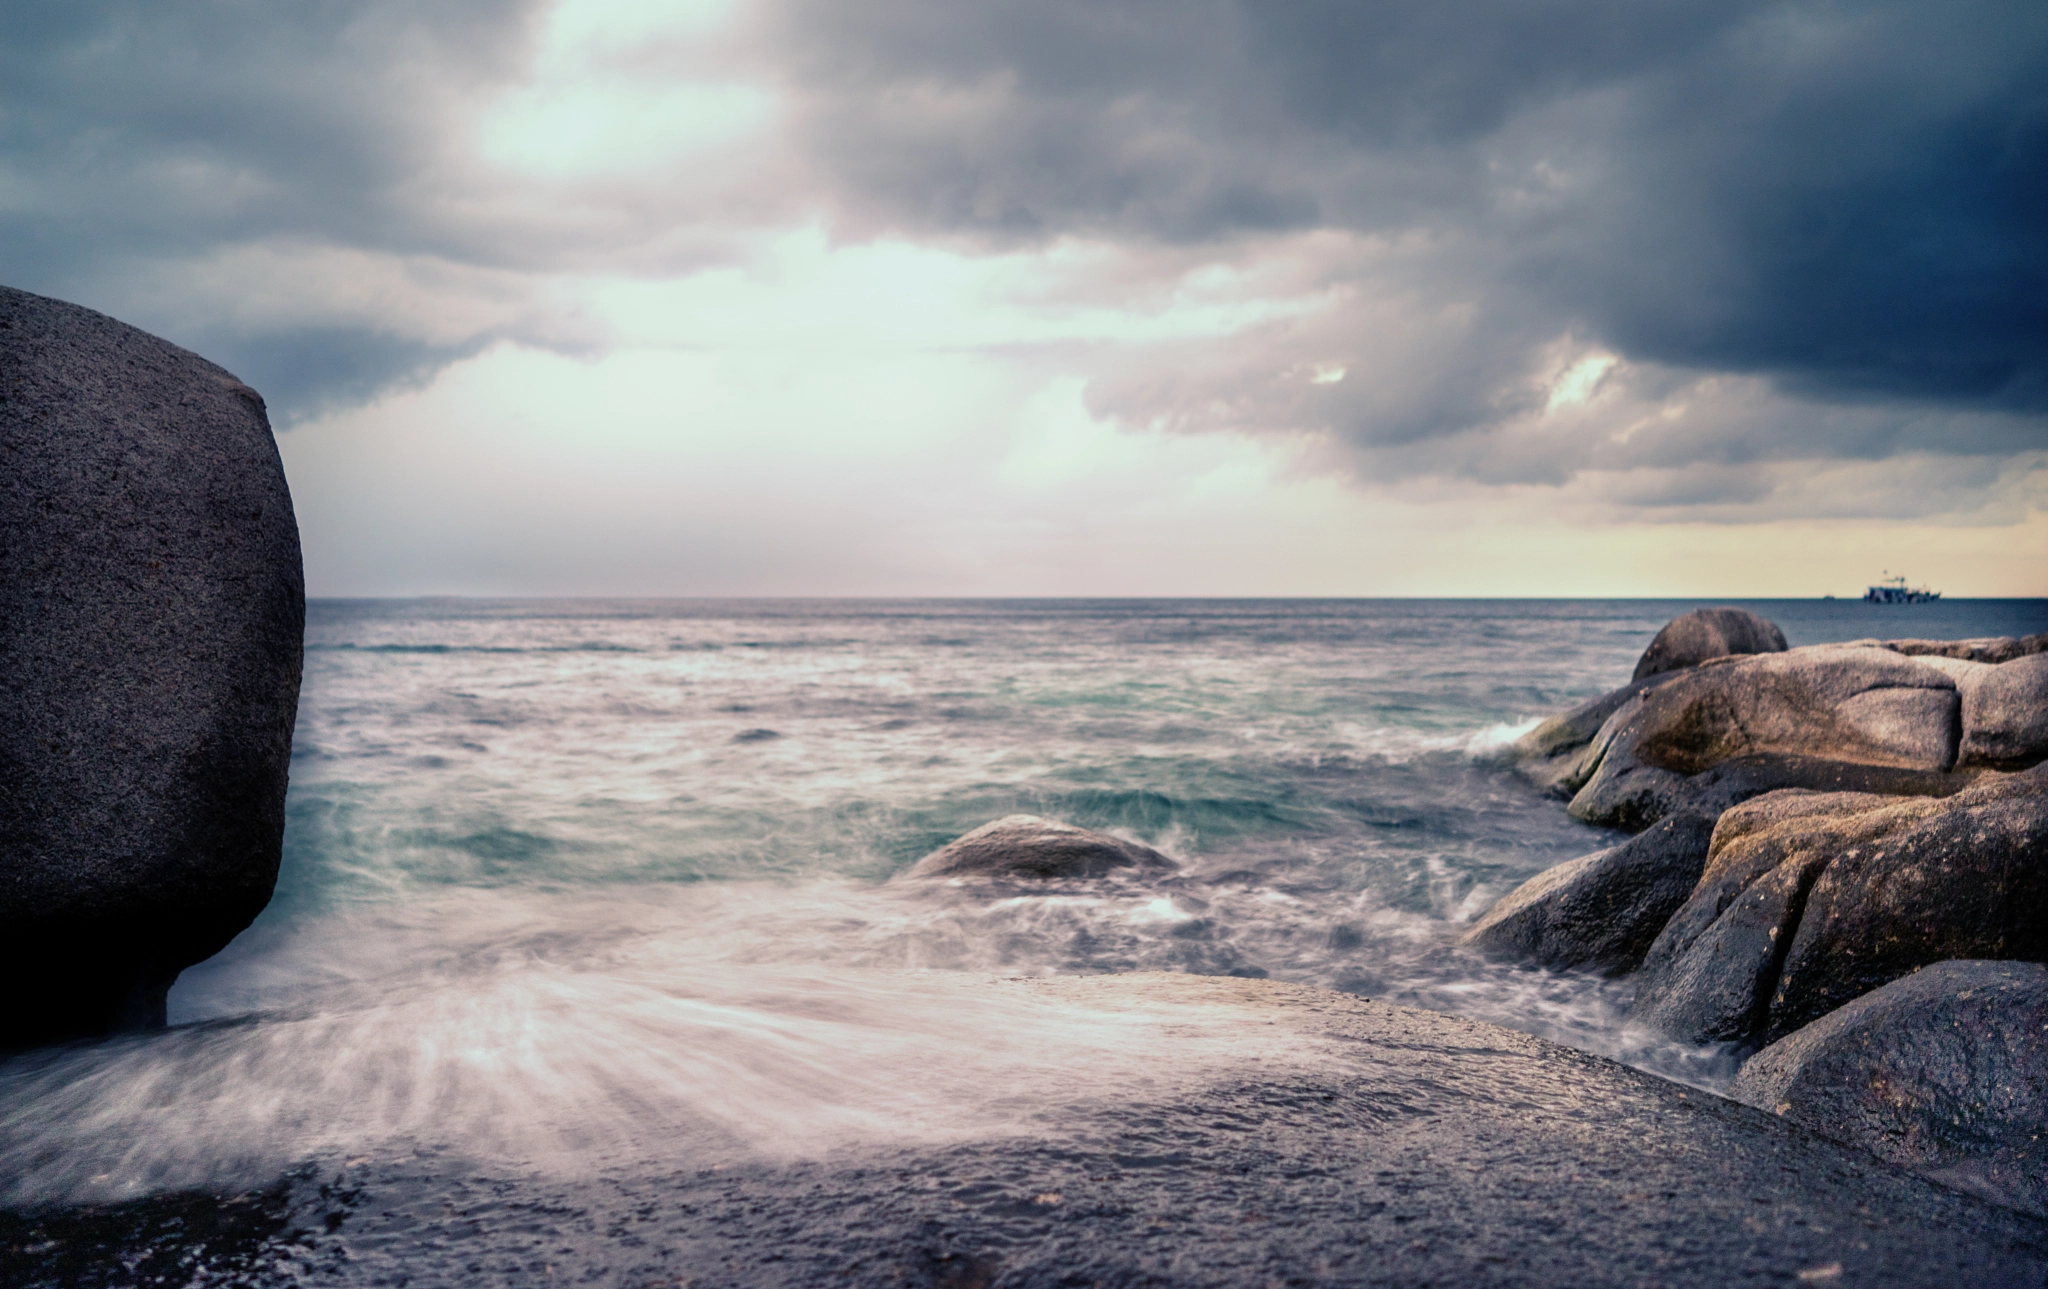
1, 286, 303, 1049
1471, 607, 2048, 1212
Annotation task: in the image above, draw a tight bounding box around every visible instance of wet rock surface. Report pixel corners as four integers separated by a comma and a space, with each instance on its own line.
5, 976, 2045, 1288
0, 285, 304, 1048
1733, 960, 2048, 1217
1461, 812, 1714, 975
1566, 646, 1962, 832
1630, 790, 1924, 1045
1769, 765, 2048, 1039
901, 814, 1177, 882
1956, 652, 2048, 768
1631, 606, 1787, 680
1630, 769, 2048, 1046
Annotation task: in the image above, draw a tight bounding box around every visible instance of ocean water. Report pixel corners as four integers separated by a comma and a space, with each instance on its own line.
4, 597, 2044, 1208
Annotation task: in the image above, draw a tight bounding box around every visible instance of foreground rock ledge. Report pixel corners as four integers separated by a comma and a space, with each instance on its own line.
5, 973, 2042, 1287
0, 285, 303, 1048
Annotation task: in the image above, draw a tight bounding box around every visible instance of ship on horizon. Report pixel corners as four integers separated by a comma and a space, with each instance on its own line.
1865, 573, 1941, 604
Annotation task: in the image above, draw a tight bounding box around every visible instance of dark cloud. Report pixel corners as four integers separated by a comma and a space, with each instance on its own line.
760, 0, 2048, 496
1, 0, 2040, 512
0, 0, 552, 415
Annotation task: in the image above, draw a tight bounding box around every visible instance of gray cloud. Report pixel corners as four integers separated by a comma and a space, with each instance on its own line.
0, 1, 558, 415
759, 0, 2048, 506
2, 0, 2040, 514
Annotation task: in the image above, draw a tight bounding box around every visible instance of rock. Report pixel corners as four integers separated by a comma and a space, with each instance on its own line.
1566, 645, 1965, 830
1461, 812, 1716, 974
13, 973, 2046, 1286
1867, 633, 2048, 665
1631, 768, 2048, 1046
0, 286, 303, 1048
1510, 675, 1670, 798
1957, 653, 2048, 769
900, 815, 1177, 881
1732, 960, 2048, 1217
1632, 606, 1788, 680
1567, 749, 1974, 835
1631, 790, 1928, 1044
1769, 765, 2048, 1039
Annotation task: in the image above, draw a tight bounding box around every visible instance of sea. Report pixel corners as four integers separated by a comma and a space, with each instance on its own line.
4, 597, 2044, 1215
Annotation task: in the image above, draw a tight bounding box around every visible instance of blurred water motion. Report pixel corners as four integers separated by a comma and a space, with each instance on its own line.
5, 597, 2042, 1204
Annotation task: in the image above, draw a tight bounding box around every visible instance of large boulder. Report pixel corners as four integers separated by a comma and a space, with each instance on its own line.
1511, 674, 1672, 799
899, 815, 1177, 882
1732, 960, 2048, 1216
1957, 653, 2048, 769
1, 286, 303, 1047
1631, 606, 1788, 680
1565, 645, 1968, 831
1631, 768, 2048, 1047
1461, 812, 1715, 974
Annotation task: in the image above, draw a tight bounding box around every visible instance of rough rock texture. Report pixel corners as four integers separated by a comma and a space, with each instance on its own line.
900, 814, 1176, 881
1632, 768, 2048, 1046
9, 973, 2046, 1287
1631, 606, 1788, 681
0, 285, 303, 1047
1866, 633, 2048, 664
1957, 653, 2048, 768
1565, 747, 1974, 836
1566, 645, 1966, 831
1769, 765, 2048, 1039
1461, 812, 1715, 974
1733, 960, 2048, 1217
1511, 674, 1672, 799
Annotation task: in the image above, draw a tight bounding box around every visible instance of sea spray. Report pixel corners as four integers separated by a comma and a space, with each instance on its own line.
5, 598, 2038, 1206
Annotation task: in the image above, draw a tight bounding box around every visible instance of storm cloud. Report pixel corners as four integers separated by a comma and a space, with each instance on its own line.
758, 0, 2048, 498
2, 0, 2042, 511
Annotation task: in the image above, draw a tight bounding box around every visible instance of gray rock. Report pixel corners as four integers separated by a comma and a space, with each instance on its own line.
900, 815, 1176, 881
1868, 633, 2048, 665
0, 285, 303, 1048
1733, 960, 2048, 1216
1511, 676, 1667, 799
1568, 749, 1975, 835
1957, 653, 2048, 769
1632, 606, 1788, 680
1631, 768, 2048, 1047
1566, 645, 1964, 830
1461, 812, 1715, 974
1632, 790, 1921, 1044
1769, 764, 2048, 1040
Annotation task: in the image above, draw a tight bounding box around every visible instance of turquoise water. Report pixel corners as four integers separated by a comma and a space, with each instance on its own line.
4, 597, 2042, 1205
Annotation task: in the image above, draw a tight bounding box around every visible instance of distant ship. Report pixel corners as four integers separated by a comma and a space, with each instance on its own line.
1865, 573, 1940, 604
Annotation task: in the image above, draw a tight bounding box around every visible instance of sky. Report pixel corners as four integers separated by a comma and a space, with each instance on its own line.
4, 0, 2044, 596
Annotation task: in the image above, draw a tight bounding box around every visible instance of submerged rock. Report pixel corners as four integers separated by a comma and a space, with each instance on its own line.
0, 285, 303, 1048
1631, 768, 2048, 1047
1733, 960, 2048, 1217
900, 815, 1177, 881
1461, 812, 1716, 974
1631, 605, 1788, 680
